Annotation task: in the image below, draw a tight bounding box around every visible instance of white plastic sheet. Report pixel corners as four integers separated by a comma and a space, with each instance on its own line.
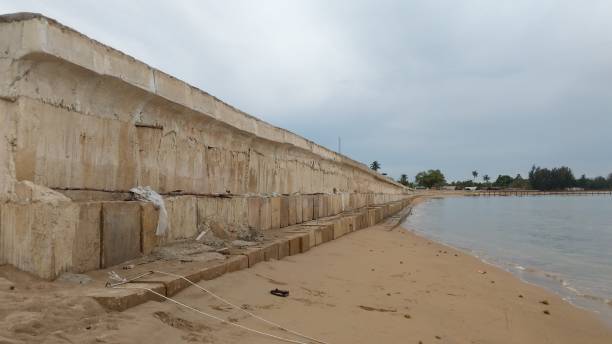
129, 186, 169, 236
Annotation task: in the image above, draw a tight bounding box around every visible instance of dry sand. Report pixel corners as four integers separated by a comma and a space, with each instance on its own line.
2, 217, 612, 343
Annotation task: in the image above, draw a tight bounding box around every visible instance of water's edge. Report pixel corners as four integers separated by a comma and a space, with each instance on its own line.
400, 195, 612, 326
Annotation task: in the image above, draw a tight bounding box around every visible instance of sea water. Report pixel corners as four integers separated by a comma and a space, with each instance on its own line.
402, 195, 612, 323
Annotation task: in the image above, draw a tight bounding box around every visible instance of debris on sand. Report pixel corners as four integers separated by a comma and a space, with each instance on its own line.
0, 277, 16, 290
358, 305, 397, 313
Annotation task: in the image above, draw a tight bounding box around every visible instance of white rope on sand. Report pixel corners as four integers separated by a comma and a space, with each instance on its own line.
151, 270, 329, 344
112, 285, 311, 344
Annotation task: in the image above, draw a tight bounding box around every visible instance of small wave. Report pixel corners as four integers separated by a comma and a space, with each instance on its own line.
578, 294, 612, 307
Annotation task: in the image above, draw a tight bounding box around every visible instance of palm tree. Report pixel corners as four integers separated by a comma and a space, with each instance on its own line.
483, 174, 490, 184
398, 174, 409, 186
370, 161, 381, 172
472, 170, 478, 181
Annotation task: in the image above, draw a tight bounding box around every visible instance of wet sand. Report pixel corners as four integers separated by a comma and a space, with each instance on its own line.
2, 214, 612, 343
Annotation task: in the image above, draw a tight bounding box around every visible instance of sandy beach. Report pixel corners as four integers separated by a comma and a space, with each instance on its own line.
2, 207, 611, 344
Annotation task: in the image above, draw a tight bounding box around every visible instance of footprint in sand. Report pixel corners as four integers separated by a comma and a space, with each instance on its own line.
153, 311, 211, 333
358, 305, 397, 313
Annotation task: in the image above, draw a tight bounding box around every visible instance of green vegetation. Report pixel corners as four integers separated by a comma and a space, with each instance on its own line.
397, 166, 610, 191
493, 175, 514, 188
527, 166, 610, 191
528, 165, 576, 190
415, 169, 446, 188
370, 161, 381, 172
398, 174, 410, 186
446, 167, 611, 191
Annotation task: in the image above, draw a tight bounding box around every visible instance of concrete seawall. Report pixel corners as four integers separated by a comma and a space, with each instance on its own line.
0, 13, 410, 279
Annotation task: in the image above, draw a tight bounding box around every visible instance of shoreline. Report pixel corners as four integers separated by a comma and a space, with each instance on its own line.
405, 193, 612, 326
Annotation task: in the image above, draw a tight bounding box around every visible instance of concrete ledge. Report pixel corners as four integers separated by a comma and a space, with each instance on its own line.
277, 239, 290, 259
200, 261, 229, 281
262, 242, 280, 261
139, 273, 196, 297
88, 282, 166, 311
227, 255, 249, 272
288, 235, 301, 256
86, 198, 412, 312
244, 248, 265, 267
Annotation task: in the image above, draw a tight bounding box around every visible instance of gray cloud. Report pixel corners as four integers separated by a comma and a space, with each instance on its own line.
2, 0, 611, 181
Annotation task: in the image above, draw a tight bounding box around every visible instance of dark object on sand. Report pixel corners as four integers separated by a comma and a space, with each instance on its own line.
270, 288, 289, 297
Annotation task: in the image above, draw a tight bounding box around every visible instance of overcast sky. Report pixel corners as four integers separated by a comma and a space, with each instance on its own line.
2, 1, 611, 181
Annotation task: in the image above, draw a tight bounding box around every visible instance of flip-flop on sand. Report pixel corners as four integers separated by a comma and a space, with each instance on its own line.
270, 288, 289, 297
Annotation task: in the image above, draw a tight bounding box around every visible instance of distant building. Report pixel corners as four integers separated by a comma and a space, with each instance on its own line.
465, 186, 478, 191
566, 187, 584, 191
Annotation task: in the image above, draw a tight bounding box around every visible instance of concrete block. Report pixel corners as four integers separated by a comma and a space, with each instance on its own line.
166, 196, 197, 240
322, 224, 334, 243
227, 255, 249, 272
307, 228, 316, 247
277, 239, 290, 259
0, 200, 79, 280
288, 196, 297, 225
247, 197, 261, 230
288, 235, 301, 256
140, 270, 202, 297
294, 195, 302, 224
331, 195, 339, 215
356, 212, 367, 230
299, 232, 311, 253
321, 195, 329, 217
101, 202, 141, 268
314, 226, 324, 246
270, 196, 281, 229
140, 202, 160, 255
262, 242, 279, 261
313, 195, 321, 219
375, 208, 383, 223
280, 196, 289, 228
200, 261, 229, 280
245, 248, 265, 267
341, 193, 349, 212
260, 197, 272, 231
313, 224, 334, 245
89, 283, 166, 311
333, 219, 346, 239
368, 209, 376, 227
72, 202, 101, 273
343, 215, 356, 233
302, 195, 313, 222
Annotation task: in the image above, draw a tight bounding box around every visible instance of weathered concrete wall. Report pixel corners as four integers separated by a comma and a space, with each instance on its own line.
0, 13, 404, 197
0, 13, 410, 279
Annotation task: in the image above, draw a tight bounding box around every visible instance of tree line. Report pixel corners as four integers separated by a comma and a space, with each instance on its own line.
368, 161, 612, 190
528, 165, 612, 191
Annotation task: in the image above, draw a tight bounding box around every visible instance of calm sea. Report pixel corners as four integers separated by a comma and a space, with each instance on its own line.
402, 195, 612, 323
